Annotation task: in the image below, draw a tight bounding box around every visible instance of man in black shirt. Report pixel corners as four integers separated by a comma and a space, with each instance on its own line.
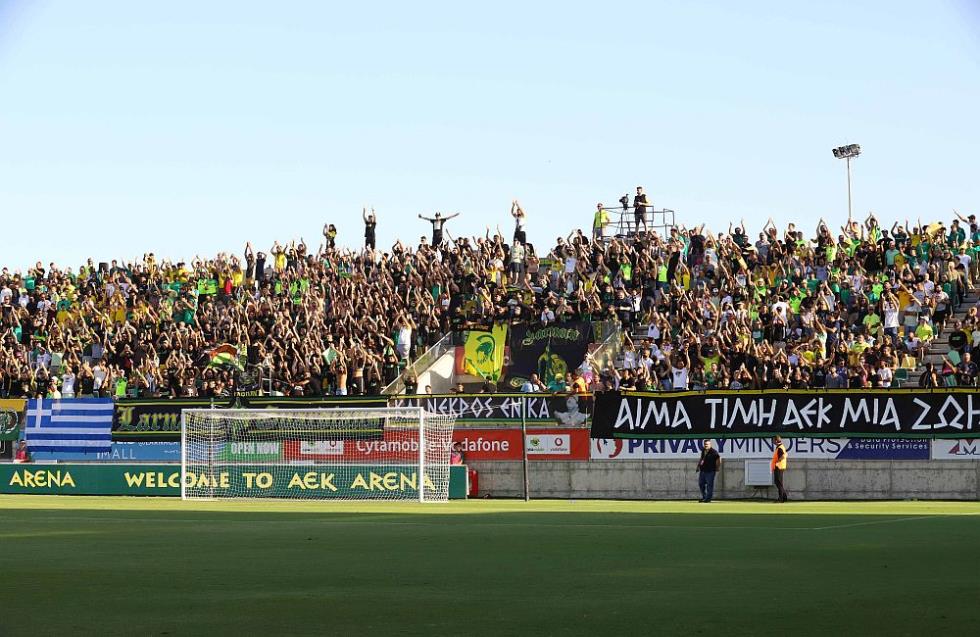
363, 207, 377, 250
696, 440, 722, 502
418, 212, 459, 246
632, 186, 649, 234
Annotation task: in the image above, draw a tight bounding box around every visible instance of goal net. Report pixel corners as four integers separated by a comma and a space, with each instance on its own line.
180, 408, 455, 502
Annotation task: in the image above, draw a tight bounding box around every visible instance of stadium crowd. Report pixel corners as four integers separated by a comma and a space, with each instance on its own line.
0, 200, 977, 399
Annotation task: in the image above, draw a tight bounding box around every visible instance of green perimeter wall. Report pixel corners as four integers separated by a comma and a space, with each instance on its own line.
0, 464, 468, 499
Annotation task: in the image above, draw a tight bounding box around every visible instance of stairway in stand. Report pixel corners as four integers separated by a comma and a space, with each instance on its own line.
614, 286, 978, 389
901, 287, 978, 388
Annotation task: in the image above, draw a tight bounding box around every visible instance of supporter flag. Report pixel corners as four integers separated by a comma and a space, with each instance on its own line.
196, 278, 218, 295
24, 399, 113, 454
504, 321, 593, 390
0, 398, 24, 441
461, 323, 508, 381
208, 343, 243, 370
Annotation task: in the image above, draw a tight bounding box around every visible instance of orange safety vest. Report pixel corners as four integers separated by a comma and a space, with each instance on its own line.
771, 444, 787, 471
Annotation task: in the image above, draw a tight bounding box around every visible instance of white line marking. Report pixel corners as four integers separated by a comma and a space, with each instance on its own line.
810, 515, 950, 530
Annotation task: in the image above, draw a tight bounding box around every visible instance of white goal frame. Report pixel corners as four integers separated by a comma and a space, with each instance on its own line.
180, 407, 455, 503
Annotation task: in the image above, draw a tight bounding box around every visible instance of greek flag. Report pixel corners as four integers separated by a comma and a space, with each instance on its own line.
25, 399, 113, 454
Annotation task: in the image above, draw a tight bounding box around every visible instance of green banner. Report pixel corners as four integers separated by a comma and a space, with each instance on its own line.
0, 399, 25, 441
0, 464, 468, 499
0, 410, 19, 441
217, 441, 282, 462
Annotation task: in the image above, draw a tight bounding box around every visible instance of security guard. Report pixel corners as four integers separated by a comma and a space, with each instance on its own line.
770, 436, 789, 502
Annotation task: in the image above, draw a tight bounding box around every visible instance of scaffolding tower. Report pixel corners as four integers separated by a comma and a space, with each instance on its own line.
601, 199, 676, 242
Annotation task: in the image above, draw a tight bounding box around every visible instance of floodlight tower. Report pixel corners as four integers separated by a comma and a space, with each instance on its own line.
832, 144, 861, 219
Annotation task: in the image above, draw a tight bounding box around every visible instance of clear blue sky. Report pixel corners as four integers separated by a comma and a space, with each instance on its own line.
1, 1, 978, 270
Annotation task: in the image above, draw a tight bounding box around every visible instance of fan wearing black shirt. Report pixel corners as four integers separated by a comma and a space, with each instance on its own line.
696, 440, 722, 503
363, 207, 378, 250
632, 186, 649, 234
418, 211, 459, 246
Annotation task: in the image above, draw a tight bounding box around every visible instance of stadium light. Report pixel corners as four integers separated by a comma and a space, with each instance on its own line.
832, 144, 861, 219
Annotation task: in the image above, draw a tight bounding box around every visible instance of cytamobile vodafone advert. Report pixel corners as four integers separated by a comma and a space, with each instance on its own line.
283, 429, 590, 462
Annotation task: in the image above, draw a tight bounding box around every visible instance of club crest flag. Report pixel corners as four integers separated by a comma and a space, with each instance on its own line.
462, 324, 508, 381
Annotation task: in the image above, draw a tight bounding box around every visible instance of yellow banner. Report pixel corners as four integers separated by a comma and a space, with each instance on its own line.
463, 324, 508, 381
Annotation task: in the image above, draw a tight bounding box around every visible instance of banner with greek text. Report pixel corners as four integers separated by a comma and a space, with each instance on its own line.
591, 389, 980, 439
389, 393, 591, 427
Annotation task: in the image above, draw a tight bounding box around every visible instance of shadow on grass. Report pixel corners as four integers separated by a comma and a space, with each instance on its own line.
0, 499, 978, 637
1, 496, 978, 531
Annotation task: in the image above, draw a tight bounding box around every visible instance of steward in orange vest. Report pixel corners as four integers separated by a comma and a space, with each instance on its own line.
771, 437, 789, 502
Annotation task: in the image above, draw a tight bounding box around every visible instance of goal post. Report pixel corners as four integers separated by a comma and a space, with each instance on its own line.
180, 407, 455, 502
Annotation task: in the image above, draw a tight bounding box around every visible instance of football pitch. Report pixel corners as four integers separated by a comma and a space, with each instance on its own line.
1, 497, 978, 636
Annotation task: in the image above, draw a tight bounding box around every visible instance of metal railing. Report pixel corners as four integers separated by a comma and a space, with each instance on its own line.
600, 203, 676, 242
382, 331, 457, 395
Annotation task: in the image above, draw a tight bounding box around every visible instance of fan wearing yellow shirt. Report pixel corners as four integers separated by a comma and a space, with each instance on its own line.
848, 335, 871, 366
912, 317, 935, 360
862, 310, 882, 339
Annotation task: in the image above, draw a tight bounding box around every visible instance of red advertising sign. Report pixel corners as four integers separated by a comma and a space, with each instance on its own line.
282, 428, 590, 463
454, 428, 590, 461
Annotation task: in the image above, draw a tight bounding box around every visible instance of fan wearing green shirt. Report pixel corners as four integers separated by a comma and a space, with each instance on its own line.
862, 309, 882, 339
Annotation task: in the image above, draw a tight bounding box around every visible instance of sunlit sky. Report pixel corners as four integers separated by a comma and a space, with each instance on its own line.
1, 1, 978, 270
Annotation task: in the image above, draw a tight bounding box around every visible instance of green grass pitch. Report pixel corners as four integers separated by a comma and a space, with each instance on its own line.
1, 496, 978, 636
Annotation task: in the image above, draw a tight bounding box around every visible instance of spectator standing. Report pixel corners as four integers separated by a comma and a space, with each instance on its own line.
511, 200, 527, 245
696, 440, 721, 503
509, 241, 526, 283
363, 207, 378, 250
419, 212, 459, 246
593, 203, 610, 241
633, 186, 649, 234
323, 224, 338, 249
14, 440, 30, 464
770, 436, 789, 503
450, 442, 465, 465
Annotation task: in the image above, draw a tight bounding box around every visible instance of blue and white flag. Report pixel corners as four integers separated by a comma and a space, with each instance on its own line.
25, 399, 113, 454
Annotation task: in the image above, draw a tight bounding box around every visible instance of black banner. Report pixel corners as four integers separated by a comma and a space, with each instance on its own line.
112, 396, 388, 441
390, 393, 592, 427
591, 390, 980, 439
113, 399, 215, 441
503, 322, 594, 391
